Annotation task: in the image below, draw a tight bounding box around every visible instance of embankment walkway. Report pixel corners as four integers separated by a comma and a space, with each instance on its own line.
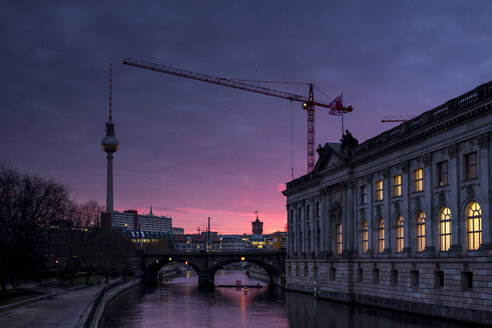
0, 284, 104, 328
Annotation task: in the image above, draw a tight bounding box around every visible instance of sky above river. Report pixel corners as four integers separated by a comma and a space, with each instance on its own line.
1, 1, 491, 234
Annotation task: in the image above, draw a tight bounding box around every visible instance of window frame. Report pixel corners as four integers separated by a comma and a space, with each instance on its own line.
440, 207, 452, 252
416, 212, 426, 252
467, 202, 482, 251
464, 152, 478, 180
361, 220, 368, 254
335, 224, 343, 255
393, 175, 402, 197
378, 218, 385, 253
375, 180, 383, 201
413, 168, 423, 192
437, 161, 448, 187
396, 216, 404, 253
360, 185, 367, 205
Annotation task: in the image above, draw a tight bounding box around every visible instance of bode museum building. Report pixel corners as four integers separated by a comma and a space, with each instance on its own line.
283, 81, 492, 324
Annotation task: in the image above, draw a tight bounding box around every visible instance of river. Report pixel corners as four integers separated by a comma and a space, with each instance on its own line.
100, 269, 470, 327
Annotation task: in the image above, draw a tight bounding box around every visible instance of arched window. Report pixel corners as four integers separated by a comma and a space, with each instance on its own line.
396, 216, 404, 253
361, 220, 368, 254
440, 208, 451, 252
416, 212, 426, 252
335, 224, 343, 255
378, 218, 385, 253
467, 202, 482, 251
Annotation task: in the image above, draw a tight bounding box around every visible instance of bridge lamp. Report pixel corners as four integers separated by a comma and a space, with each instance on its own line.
169, 257, 172, 261
155, 260, 159, 263
241, 257, 245, 261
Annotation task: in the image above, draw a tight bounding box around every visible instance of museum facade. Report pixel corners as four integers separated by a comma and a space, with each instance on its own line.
283, 81, 492, 324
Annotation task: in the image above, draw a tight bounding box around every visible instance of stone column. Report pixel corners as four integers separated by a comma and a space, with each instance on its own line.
345, 179, 355, 253
325, 190, 333, 257
320, 189, 327, 254
382, 168, 391, 254
478, 133, 492, 255
365, 174, 374, 255
401, 161, 412, 253
447, 144, 462, 255
422, 153, 435, 254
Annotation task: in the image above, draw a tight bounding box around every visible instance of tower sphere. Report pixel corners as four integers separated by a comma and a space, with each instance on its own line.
101, 135, 119, 153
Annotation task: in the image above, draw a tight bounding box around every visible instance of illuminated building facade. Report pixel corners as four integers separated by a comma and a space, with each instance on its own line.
112, 210, 172, 233
283, 81, 492, 324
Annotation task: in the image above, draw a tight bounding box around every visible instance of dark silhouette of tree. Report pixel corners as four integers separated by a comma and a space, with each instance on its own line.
0, 165, 71, 290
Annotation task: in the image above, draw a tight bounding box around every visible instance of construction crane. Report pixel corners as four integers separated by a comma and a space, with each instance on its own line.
381, 115, 417, 123
123, 58, 353, 173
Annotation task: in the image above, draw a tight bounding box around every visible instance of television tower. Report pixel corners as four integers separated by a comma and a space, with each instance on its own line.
101, 63, 119, 213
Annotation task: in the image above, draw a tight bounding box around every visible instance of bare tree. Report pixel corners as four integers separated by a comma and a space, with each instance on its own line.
0, 165, 72, 289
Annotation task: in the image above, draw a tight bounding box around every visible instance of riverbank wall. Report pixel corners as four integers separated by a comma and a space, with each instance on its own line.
80, 278, 140, 328
286, 257, 492, 325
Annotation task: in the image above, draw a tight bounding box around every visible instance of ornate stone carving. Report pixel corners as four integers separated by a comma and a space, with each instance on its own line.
414, 197, 421, 210
447, 144, 458, 158
345, 179, 355, 189
400, 161, 409, 173
365, 174, 372, 184
422, 153, 431, 167
376, 205, 381, 218
478, 133, 489, 149
393, 201, 400, 214
381, 168, 389, 178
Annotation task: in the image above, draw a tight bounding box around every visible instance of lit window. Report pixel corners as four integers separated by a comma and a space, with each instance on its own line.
361, 220, 368, 254
440, 208, 451, 252
416, 212, 426, 252
393, 175, 402, 197
375, 180, 383, 201
467, 202, 482, 251
396, 216, 404, 253
335, 224, 342, 255
465, 153, 478, 180
437, 161, 448, 186
378, 219, 385, 253
413, 169, 423, 192
360, 185, 367, 204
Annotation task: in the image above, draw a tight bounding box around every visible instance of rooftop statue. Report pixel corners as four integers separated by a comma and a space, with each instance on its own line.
340, 129, 358, 152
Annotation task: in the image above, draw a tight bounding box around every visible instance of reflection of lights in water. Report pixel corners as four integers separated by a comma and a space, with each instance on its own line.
240, 288, 247, 325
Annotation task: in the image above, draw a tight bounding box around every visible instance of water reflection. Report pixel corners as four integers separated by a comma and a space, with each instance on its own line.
101, 270, 470, 328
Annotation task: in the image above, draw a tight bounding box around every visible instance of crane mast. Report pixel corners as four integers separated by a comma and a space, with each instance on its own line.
123, 57, 353, 173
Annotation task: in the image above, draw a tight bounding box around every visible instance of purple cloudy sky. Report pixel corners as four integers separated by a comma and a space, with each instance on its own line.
1, 1, 491, 234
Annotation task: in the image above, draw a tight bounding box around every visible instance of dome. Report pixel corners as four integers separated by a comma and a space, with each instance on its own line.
101, 136, 119, 153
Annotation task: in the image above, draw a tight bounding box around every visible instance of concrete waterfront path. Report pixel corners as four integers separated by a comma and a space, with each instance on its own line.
0, 284, 104, 328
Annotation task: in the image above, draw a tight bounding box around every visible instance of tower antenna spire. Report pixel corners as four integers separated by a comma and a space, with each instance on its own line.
109, 62, 113, 121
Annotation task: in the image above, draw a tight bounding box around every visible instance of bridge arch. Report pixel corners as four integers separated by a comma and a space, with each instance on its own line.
146, 257, 200, 285
141, 251, 285, 288
209, 257, 281, 279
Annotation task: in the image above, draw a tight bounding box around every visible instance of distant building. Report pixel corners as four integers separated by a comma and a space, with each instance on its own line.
252, 215, 263, 235
171, 227, 184, 235
109, 210, 172, 233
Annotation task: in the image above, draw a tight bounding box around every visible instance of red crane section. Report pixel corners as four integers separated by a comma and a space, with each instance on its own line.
123, 57, 353, 173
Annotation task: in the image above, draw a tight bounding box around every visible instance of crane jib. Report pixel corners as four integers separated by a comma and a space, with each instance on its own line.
123, 57, 353, 173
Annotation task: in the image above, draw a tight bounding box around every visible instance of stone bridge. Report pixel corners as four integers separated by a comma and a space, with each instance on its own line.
139, 249, 286, 288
